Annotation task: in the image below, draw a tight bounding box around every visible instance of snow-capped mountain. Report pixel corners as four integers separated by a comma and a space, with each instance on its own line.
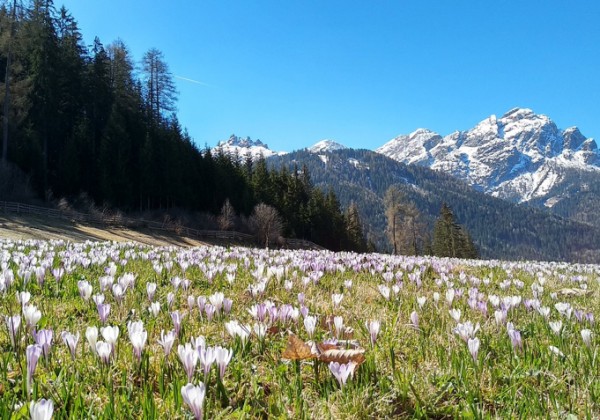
307, 139, 348, 153
377, 108, 600, 207
212, 135, 286, 159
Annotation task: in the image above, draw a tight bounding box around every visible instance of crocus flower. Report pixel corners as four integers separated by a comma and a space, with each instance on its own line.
171, 311, 183, 336
581, 329, 593, 347
494, 309, 507, 326
92, 294, 104, 306
178, 343, 199, 381
304, 315, 317, 338
253, 323, 267, 338
467, 337, 480, 363
187, 295, 196, 311
199, 346, 216, 378
97, 303, 111, 324
29, 398, 53, 420
446, 289, 455, 305
167, 292, 175, 309
111, 283, 125, 303
378, 285, 391, 300
96, 341, 112, 364
100, 325, 119, 348
17, 291, 31, 307
329, 361, 357, 388
78, 280, 93, 301
196, 296, 206, 313
146, 282, 157, 301
332, 293, 343, 308
86, 326, 98, 354
223, 298, 233, 314
454, 321, 480, 343
35, 329, 53, 359
417, 296, 427, 308
448, 309, 461, 322
410, 311, 419, 329
157, 329, 176, 357
181, 382, 206, 420
225, 320, 250, 343
549, 345, 564, 358
209, 292, 225, 313
5, 315, 21, 346
204, 304, 216, 322
507, 327, 522, 351
367, 320, 381, 345
333, 316, 344, 338
127, 321, 147, 361
23, 304, 41, 330
26, 344, 43, 389
148, 301, 160, 317
61, 331, 79, 359
214, 346, 233, 379
549, 320, 563, 335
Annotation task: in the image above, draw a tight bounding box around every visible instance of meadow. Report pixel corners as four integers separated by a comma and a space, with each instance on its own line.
0, 238, 599, 419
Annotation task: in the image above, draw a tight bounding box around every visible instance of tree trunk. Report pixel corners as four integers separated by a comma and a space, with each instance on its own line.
1, 0, 17, 165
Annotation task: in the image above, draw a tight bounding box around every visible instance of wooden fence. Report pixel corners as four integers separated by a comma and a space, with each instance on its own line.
0, 200, 324, 250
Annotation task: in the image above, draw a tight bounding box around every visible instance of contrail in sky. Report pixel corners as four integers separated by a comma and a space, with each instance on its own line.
174, 75, 212, 87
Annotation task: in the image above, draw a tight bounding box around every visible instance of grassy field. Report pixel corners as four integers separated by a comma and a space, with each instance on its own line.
0, 238, 599, 418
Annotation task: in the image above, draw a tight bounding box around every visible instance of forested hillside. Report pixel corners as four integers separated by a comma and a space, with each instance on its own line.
0, 1, 367, 251
270, 149, 600, 262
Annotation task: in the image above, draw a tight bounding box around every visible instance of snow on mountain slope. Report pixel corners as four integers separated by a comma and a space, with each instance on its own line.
307, 139, 348, 153
212, 135, 287, 160
377, 108, 600, 206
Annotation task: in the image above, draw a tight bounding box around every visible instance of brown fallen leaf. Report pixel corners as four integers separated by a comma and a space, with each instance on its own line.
317, 345, 366, 365
282, 334, 317, 360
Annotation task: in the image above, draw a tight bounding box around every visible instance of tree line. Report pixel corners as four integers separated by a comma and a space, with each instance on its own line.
0, 1, 369, 252
384, 185, 478, 259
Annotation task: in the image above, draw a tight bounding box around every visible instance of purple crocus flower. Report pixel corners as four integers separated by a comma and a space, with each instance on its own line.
29, 398, 54, 420
329, 361, 357, 388
467, 337, 480, 363
157, 329, 176, 357
35, 329, 53, 359
61, 331, 79, 359
181, 382, 206, 420
171, 311, 183, 336
214, 346, 233, 379
26, 344, 43, 391
177, 343, 198, 382
97, 303, 111, 324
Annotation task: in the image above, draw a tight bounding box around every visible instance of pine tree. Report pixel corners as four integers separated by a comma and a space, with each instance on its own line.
345, 202, 367, 252
432, 203, 479, 259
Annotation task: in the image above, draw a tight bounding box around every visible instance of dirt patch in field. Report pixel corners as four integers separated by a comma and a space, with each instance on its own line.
0, 213, 207, 247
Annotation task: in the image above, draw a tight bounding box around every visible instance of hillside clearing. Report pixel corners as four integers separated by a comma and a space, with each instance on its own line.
0, 213, 207, 247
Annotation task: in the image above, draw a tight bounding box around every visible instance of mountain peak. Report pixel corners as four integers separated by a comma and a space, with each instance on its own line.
307, 139, 348, 153
213, 134, 286, 160
377, 107, 600, 206
219, 134, 269, 149
501, 107, 536, 120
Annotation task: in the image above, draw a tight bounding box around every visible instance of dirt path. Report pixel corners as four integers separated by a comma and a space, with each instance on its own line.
0, 213, 208, 247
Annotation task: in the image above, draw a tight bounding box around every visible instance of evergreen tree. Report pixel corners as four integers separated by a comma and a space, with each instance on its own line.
141, 48, 177, 123
345, 202, 367, 252
432, 203, 478, 259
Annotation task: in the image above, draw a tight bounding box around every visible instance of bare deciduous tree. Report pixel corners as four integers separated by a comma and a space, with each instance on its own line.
249, 203, 282, 248
384, 185, 425, 255
384, 185, 404, 255
218, 198, 236, 231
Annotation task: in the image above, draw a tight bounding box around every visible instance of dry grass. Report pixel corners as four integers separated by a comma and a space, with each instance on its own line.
0, 213, 207, 247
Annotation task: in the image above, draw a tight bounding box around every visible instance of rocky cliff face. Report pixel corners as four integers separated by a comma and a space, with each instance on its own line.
377, 108, 600, 207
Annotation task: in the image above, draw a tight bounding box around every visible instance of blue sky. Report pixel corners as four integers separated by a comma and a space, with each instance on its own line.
58, 0, 600, 152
